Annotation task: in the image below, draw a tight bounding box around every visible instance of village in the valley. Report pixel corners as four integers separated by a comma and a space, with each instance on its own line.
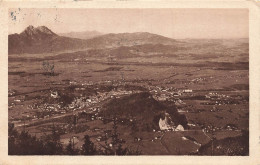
8, 68, 249, 154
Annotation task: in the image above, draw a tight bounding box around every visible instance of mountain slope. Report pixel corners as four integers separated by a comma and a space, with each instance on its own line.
8, 25, 89, 54
86, 32, 177, 48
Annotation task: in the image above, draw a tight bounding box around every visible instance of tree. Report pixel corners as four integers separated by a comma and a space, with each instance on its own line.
81, 135, 96, 155
101, 116, 141, 155
8, 120, 141, 155
65, 138, 79, 155
42, 123, 63, 155
8, 123, 18, 154
19, 131, 45, 155
9, 130, 45, 155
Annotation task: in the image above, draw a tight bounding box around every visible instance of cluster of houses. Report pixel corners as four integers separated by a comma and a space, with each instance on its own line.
9, 82, 143, 124
8, 89, 16, 96
48, 86, 139, 118
202, 125, 222, 133
225, 124, 238, 131
148, 85, 193, 102
203, 92, 242, 105
95, 130, 113, 142
191, 77, 206, 83
205, 92, 230, 99
9, 95, 25, 109
201, 123, 238, 133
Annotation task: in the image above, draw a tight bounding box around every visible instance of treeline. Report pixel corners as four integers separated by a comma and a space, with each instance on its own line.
9, 124, 63, 155
8, 119, 141, 155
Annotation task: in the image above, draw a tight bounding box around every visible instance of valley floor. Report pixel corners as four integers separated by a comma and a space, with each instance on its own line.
8, 48, 249, 155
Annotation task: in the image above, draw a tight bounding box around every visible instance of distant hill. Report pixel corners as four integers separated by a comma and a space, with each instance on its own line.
100, 92, 187, 131
8, 26, 178, 54
86, 32, 177, 48
59, 30, 103, 40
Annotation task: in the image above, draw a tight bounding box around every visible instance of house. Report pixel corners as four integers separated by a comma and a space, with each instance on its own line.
183, 89, 193, 93
175, 125, 184, 131
157, 94, 167, 101
96, 136, 107, 142
134, 137, 142, 142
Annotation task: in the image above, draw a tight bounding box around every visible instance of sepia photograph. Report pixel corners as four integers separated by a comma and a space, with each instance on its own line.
7, 8, 249, 156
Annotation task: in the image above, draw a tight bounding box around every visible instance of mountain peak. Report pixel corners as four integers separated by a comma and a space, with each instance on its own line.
36, 26, 55, 35
23, 25, 35, 35
26, 25, 35, 30
21, 25, 57, 37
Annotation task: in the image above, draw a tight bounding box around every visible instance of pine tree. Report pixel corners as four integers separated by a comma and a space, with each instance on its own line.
42, 123, 63, 155
81, 135, 96, 155
101, 116, 141, 155
66, 138, 78, 155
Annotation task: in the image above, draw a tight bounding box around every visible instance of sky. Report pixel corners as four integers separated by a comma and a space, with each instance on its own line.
9, 8, 249, 39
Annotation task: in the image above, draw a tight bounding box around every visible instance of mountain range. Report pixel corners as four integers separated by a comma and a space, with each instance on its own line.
8, 25, 177, 54
59, 30, 103, 40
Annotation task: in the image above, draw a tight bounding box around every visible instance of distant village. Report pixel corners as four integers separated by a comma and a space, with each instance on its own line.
9, 77, 245, 139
